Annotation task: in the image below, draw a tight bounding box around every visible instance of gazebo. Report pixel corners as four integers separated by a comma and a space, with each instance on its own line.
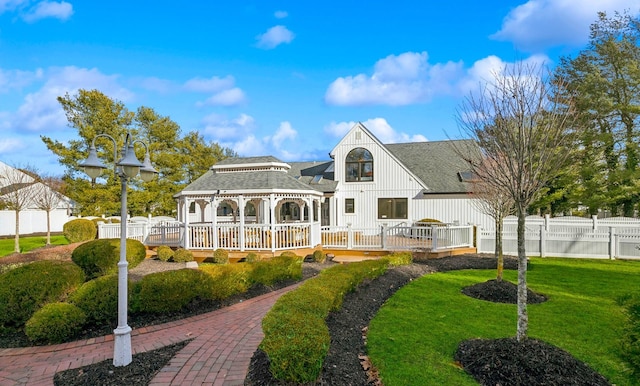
173, 156, 324, 252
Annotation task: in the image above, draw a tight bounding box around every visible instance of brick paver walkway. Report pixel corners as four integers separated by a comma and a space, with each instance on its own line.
0, 283, 300, 386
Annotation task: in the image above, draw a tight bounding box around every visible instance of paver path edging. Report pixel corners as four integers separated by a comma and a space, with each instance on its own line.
0, 283, 300, 386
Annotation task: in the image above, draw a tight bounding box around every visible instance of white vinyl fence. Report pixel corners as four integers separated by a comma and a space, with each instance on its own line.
477, 215, 640, 259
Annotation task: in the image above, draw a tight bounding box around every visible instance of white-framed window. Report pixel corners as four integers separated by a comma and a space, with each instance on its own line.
378, 198, 407, 219
345, 148, 373, 182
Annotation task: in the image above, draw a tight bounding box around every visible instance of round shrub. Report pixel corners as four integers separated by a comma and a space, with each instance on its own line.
63, 219, 97, 243
156, 246, 174, 262
25, 302, 86, 344
211, 248, 229, 264
0, 261, 85, 328
71, 238, 146, 279
280, 251, 298, 258
131, 269, 215, 314
172, 248, 194, 263
69, 274, 126, 324
245, 252, 260, 263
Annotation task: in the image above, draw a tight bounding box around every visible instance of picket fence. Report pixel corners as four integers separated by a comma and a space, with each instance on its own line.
477, 215, 640, 259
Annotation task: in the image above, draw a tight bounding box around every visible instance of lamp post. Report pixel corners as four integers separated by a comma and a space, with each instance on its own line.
79, 132, 157, 367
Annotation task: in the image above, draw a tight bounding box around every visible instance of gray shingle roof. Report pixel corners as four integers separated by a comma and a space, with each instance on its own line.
385, 139, 477, 194
181, 169, 319, 194
214, 156, 283, 166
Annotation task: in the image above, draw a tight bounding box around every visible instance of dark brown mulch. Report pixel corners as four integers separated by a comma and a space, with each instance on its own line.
54, 339, 193, 386
455, 337, 611, 386
462, 279, 548, 304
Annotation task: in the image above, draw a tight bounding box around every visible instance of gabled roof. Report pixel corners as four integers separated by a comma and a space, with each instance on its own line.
287, 161, 337, 193
385, 139, 477, 194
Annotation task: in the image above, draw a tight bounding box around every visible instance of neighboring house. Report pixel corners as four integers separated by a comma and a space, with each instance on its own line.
174, 123, 491, 251
0, 161, 75, 236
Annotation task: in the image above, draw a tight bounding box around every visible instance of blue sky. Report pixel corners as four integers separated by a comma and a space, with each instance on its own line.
1, 1, 640, 175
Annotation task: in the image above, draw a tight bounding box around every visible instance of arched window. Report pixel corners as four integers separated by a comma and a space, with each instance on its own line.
345, 148, 373, 182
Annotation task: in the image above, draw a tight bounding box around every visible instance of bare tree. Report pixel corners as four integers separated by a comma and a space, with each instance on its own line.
470, 162, 514, 282
456, 62, 575, 341
33, 175, 66, 245
0, 163, 40, 253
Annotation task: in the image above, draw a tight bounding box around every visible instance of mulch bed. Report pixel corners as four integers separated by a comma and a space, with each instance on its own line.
462, 279, 548, 304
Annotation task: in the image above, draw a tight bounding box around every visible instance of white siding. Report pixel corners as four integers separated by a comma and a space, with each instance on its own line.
413, 194, 492, 228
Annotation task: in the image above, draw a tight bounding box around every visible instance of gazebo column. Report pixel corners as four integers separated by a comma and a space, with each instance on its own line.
238, 195, 245, 252
211, 195, 219, 250
269, 194, 276, 252
184, 197, 191, 249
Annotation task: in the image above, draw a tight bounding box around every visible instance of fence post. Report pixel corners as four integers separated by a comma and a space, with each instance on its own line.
347, 223, 353, 250
540, 224, 546, 258
431, 226, 438, 251
609, 227, 616, 259
592, 215, 598, 231
381, 225, 387, 249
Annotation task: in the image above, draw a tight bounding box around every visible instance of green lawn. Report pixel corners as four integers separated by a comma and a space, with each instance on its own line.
367, 258, 640, 386
0, 235, 69, 257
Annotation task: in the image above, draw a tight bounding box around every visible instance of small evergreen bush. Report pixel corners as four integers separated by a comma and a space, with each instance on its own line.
250, 254, 302, 286
131, 269, 214, 313
25, 302, 86, 344
312, 250, 326, 263
621, 294, 640, 375
156, 246, 174, 262
172, 248, 194, 263
63, 219, 97, 243
71, 238, 146, 279
245, 252, 260, 263
0, 261, 85, 328
211, 248, 229, 264
69, 274, 123, 324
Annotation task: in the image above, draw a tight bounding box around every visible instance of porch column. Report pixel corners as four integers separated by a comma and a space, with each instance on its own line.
184, 198, 191, 249
238, 195, 245, 252
211, 195, 219, 250
270, 194, 276, 252
305, 197, 312, 247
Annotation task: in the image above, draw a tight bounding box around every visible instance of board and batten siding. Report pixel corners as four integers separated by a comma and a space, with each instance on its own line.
413, 194, 492, 229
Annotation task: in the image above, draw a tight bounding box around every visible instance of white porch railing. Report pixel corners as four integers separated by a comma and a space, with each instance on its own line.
98, 221, 474, 252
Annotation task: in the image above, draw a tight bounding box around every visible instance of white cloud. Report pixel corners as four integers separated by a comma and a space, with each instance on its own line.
491, 0, 640, 51
269, 121, 297, 149
0, 138, 24, 154
201, 88, 246, 106
184, 75, 235, 93
274, 10, 288, 19
324, 118, 427, 143
12, 66, 133, 132
0, 68, 43, 93
201, 113, 255, 140
256, 25, 295, 49
232, 135, 266, 157
0, 0, 27, 14
22, 1, 73, 22
325, 52, 464, 106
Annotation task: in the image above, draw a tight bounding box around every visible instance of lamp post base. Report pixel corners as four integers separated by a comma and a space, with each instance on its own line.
113, 325, 132, 366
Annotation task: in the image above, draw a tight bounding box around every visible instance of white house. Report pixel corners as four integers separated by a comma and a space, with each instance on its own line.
172, 123, 490, 252
0, 161, 75, 236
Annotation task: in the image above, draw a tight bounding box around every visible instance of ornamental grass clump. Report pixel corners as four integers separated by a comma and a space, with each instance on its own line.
25, 302, 86, 344
71, 238, 146, 279
260, 259, 389, 383
199, 263, 254, 299
0, 260, 85, 328
131, 269, 214, 314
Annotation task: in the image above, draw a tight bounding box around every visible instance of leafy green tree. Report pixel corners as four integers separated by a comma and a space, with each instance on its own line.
554, 11, 640, 216
42, 89, 236, 217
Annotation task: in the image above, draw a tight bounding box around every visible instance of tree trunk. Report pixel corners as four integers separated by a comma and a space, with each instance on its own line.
14, 209, 20, 253
516, 204, 528, 342
46, 210, 52, 245
496, 217, 504, 282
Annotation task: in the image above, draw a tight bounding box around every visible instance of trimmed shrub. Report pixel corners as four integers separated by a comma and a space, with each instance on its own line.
312, 250, 326, 263
25, 302, 86, 344
250, 254, 302, 286
63, 219, 97, 243
172, 248, 194, 263
156, 246, 174, 262
200, 263, 254, 299
261, 259, 389, 383
69, 274, 125, 324
0, 261, 85, 328
131, 269, 214, 314
211, 248, 229, 264
71, 238, 146, 279
279, 251, 298, 258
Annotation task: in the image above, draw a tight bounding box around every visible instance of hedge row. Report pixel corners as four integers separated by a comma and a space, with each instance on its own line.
260, 252, 411, 383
